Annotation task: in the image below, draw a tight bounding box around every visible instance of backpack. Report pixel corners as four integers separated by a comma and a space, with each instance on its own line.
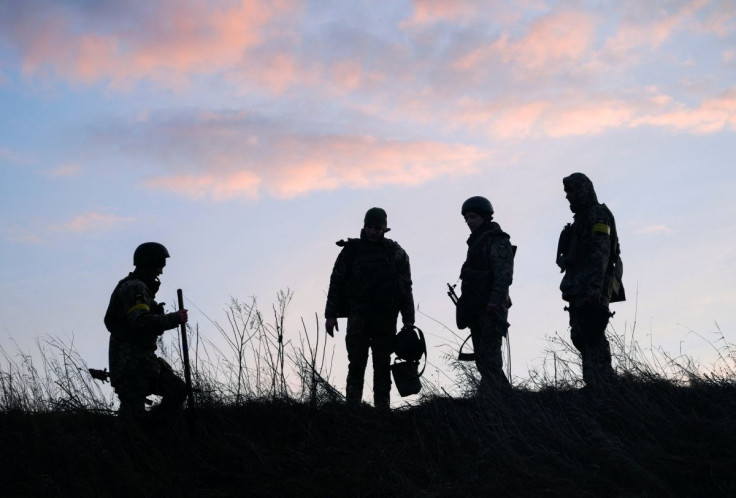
602, 204, 625, 303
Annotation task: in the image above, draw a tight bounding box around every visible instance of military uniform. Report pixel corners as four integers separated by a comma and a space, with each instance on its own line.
456, 220, 514, 390
325, 231, 415, 409
557, 173, 624, 385
104, 271, 187, 416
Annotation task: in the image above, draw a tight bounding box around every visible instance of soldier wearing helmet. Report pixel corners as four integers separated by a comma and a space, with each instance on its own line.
557, 173, 625, 386
456, 196, 515, 392
324, 208, 415, 410
104, 242, 189, 417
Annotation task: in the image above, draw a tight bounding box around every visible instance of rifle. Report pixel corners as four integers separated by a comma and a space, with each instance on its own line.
447, 283, 474, 361
87, 367, 153, 405
177, 289, 195, 411
88, 367, 109, 383
446, 283, 459, 305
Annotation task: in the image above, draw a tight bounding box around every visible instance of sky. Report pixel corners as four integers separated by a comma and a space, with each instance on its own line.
1, 0, 735, 403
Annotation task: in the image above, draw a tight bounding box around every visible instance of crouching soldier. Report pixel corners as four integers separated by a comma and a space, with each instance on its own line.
325, 208, 415, 410
456, 196, 515, 393
104, 242, 189, 417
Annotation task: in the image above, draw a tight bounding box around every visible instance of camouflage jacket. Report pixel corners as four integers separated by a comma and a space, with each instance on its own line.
104, 271, 180, 351
558, 203, 619, 303
325, 232, 415, 323
457, 221, 514, 319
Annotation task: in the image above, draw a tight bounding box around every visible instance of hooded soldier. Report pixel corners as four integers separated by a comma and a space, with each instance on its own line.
456, 196, 515, 392
324, 208, 415, 410
104, 242, 189, 417
557, 173, 625, 386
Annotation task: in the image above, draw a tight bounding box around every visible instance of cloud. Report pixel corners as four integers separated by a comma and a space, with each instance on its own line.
141, 132, 486, 200
51, 212, 133, 233
89, 108, 489, 201
145, 171, 261, 201
42, 164, 82, 178
635, 225, 674, 235
633, 87, 736, 134
0, 146, 34, 165
1, 0, 296, 88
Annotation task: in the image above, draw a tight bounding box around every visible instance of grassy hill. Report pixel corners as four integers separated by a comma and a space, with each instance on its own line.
2, 298, 734, 496
1, 374, 735, 497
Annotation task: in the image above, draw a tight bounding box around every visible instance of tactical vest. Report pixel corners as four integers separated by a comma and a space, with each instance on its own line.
104, 273, 163, 347
557, 204, 625, 303
339, 238, 401, 312
458, 226, 514, 316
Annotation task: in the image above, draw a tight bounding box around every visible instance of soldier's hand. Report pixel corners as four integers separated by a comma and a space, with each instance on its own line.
325, 318, 338, 337
175, 309, 188, 324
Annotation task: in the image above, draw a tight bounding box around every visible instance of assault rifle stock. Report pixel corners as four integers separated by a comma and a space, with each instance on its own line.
446, 283, 474, 361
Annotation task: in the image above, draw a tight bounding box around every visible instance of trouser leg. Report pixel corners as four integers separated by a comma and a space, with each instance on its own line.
471, 313, 509, 391
345, 321, 370, 407
371, 332, 394, 409
151, 358, 188, 412
114, 375, 149, 418
569, 303, 614, 385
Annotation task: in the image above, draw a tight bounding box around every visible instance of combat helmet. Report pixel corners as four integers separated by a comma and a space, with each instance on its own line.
461, 196, 494, 217
133, 242, 170, 268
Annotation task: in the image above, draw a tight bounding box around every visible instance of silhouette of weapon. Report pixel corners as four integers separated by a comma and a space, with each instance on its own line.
88, 367, 109, 383
446, 283, 459, 305
86, 367, 154, 405
177, 289, 196, 411
447, 283, 474, 361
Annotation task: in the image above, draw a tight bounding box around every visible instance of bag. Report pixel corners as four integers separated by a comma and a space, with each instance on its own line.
392, 325, 426, 397
602, 204, 626, 303
391, 360, 422, 397
393, 325, 426, 362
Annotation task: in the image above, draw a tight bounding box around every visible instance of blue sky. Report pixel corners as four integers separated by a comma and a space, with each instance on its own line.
1, 0, 735, 401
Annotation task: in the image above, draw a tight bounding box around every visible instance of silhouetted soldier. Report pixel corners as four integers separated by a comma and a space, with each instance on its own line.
456, 196, 514, 392
325, 208, 415, 410
104, 242, 189, 417
557, 173, 625, 386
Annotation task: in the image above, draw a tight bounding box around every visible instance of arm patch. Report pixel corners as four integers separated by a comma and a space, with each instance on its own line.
592, 222, 611, 235
127, 303, 150, 314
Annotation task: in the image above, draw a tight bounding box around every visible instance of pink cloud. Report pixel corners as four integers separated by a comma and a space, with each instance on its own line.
635, 225, 674, 235
451, 10, 596, 73
603, 0, 711, 59
10, 0, 296, 88
52, 212, 133, 233
402, 0, 485, 26
140, 132, 486, 201
502, 11, 596, 69
267, 136, 485, 198
144, 171, 261, 201
43, 164, 82, 178
633, 88, 736, 134
543, 101, 636, 137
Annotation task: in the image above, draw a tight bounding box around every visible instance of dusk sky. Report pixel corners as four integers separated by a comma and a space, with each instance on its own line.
1, 0, 735, 402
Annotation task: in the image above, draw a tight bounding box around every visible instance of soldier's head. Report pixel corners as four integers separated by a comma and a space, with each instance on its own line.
461, 196, 493, 232
563, 173, 598, 214
133, 242, 170, 276
363, 207, 389, 242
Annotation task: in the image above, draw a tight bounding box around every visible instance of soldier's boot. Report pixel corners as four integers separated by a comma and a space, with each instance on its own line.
592, 341, 616, 383
117, 395, 146, 419
477, 346, 510, 396
374, 394, 390, 412
345, 382, 363, 409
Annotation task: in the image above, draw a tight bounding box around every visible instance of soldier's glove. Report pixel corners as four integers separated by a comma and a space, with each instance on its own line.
325, 317, 338, 337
